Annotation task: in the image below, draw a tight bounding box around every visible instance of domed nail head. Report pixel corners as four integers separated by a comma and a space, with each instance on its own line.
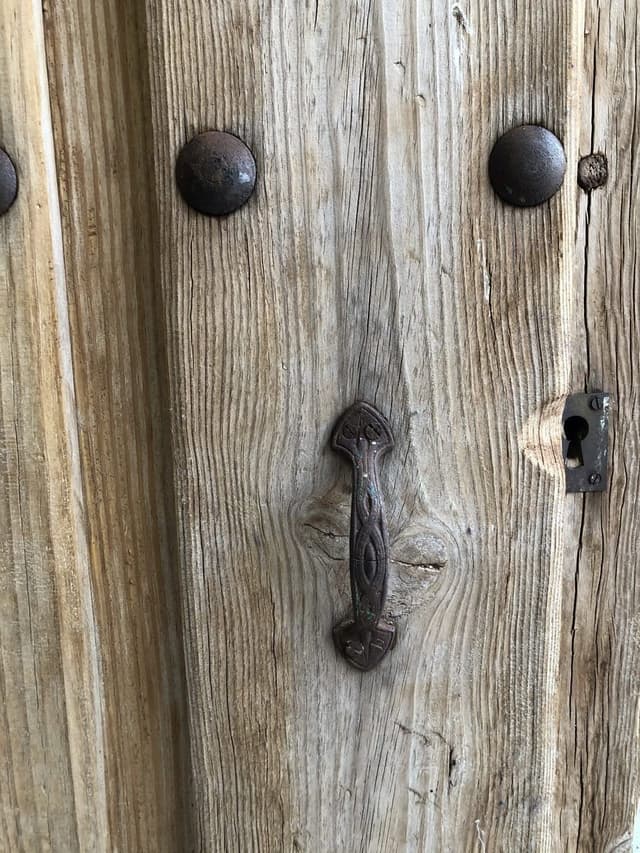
489, 125, 566, 207
176, 131, 256, 216
0, 148, 18, 216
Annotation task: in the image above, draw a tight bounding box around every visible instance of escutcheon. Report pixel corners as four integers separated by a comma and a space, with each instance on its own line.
331, 401, 396, 671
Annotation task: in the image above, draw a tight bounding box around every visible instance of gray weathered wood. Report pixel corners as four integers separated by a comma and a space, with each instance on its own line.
4, 0, 640, 849
558, 3, 640, 850
144, 1, 581, 849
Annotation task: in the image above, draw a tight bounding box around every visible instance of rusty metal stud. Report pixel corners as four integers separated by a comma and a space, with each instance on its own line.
578, 152, 608, 191
175, 131, 256, 216
489, 124, 566, 207
0, 148, 18, 216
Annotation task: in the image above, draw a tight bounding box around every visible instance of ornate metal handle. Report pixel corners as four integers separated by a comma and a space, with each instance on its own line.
331, 401, 396, 671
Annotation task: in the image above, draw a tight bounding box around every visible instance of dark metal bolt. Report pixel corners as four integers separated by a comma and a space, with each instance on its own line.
489, 125, 566, 207
0, 148, 18, 216
176, 131, 256, 217
588, 472, 602, 485
589, 396, 603, 411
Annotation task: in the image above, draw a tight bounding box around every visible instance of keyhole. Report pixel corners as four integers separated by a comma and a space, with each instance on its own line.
564, 415, 589, 469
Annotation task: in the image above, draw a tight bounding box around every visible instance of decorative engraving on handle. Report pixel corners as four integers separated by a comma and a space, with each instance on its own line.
331, 401, 396, 671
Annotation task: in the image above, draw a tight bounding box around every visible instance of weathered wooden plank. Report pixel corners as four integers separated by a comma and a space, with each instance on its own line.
42, 0, 191, 849
145, 0, 581, 849
558, 3, 640, 850
0, 3, 105, 850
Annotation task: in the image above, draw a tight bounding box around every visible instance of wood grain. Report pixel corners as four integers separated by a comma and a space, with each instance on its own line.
0, 1, 190, 849
5, 0, 638, 849
144, 1, 581, 849
42, 0, 191, 849
0, 2, 105, 849
558, 2, 640, 850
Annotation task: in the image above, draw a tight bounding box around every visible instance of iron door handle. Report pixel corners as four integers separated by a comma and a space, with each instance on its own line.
331, 402, 396, 671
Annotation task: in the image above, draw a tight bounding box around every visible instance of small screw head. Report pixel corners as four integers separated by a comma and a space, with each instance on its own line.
589, 396, 603, 411
489, 125, 566, 207
176, 131, 256, 216
0, 148, 18, 216
588, 472, 602, 485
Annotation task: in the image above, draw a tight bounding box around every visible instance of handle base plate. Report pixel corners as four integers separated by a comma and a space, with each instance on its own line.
333, 618, 396, 672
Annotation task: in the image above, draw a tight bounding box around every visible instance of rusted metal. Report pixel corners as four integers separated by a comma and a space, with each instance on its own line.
489, 124, 566, 207
175, 131, 256, 216
0, 148, 18, 216
578, 152, 608, 191
331, 401, 396, 671
562, 392, 610, 493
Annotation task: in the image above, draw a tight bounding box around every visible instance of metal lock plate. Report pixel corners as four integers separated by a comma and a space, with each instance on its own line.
562, 393, 610, 493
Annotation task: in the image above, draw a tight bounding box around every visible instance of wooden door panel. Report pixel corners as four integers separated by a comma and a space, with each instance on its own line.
41, 1, 191, 849
0, 3, 105, 849
2, 0, 640, 850
557, 3, 640, 850
144, 1, 579, 849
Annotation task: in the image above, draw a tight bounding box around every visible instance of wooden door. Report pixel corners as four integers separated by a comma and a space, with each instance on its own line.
2, 1, 638, 851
